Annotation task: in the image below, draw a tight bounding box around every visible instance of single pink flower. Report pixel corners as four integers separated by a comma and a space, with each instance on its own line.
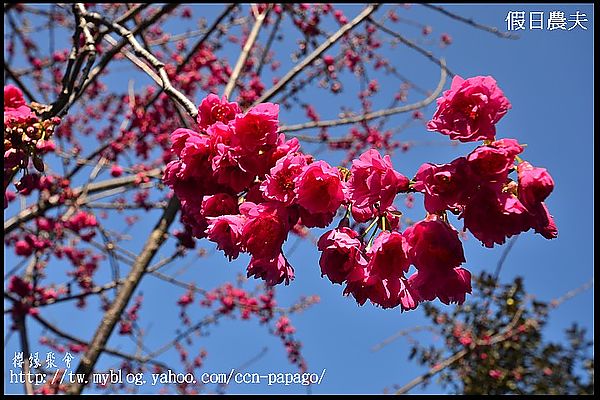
461, 184, 530, 247
232, 102, 279, 151
413, 157, 471, 213
240, 202, 289, 259
295, 160, 345, 215
408, 267, 471, 305
467, 140, 522, 181
427, 75, 511, 142
163, 160, 205, 203
297, 207, 337, 228
372, 278, 419, 310
404, 215, 465, 272
346, 149, 409, 211
206, 214, 246, 260
527, 202, 558, 240
211, 143, 256, 192
110, 164, 123, 177
366, 231, 410, 280
170, 128, 204, 158
317, 228, 367, 284
196, 94, 241, 130
491, 138, 524, 157
261, 153, 308, 204
207, 121, 235, 147
517, 161, 554, 207
179, 133, 212, 178
270, 134, 301, 165
247, 253, 295, 286
180, 202, 208, 239
202, 193, 239, 217
15, 240, 33, 257
344, 277, 419, 311
4, 84, 26, 109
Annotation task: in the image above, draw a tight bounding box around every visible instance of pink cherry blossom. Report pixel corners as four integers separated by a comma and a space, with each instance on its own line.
408, 267, 472, 305
404, 215, 466, 272
317, 228, 367, 284
346, 149, 409, 211
196, 94, 241, 130
467, 141, 522, 181
232, 102, 279, 151
261, 153, 308, 205
240, 202, 289, 259
366, 231, 410, 280
247, 253, 295, 286
427, 75, 511, 142
517, 161, 555, 207
295, 160, 345, 215
413, 157, 471, 213
206, 215, 246, 261
461, 184, 530, 248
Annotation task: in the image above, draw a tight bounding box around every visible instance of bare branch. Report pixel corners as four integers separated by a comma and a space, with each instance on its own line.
368, 17, 455, 78
3, 62, 39, 103
223, 4, 272, 99
66, 196, 180, 394
82, 8, 198, 118
422, 4, 519, 40
4, 168, 162, 235
280, 59, 447, 134
493, 235, 518, 280
395, 348, 469, 394
114, 3, 150, 25
57, 4, 179, 118
253, 4, 381, 106
256, 12, 283, 76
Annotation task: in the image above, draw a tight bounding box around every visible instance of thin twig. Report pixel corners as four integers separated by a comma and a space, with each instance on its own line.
280, 59, 447, 133
422, 4, 519, 40
223, 4, 272, 99
368, 17, 455, 78
256, 11, 283, 76
253, 4, 380, 106
66, 196, 180, 394
4, 168, 162, 235
82, 8, 197, 118
493, 235, 518, 280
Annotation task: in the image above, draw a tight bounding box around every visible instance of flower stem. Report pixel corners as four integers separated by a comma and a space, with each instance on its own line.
361, 217, 379, 239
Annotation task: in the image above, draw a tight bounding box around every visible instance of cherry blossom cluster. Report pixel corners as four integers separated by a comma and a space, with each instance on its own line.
164, 75, 556, 313
422, 75, 557, 247
164, 94, 342, 286
4, 85, 59, 207
6, 207, 104, 316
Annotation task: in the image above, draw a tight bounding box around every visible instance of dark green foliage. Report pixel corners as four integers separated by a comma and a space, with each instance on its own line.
408, 273, 593, 395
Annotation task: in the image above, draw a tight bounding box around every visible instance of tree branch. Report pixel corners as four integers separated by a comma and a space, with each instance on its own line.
280, 59, 447, 134
252, 4, 380, 106
82, 7, 198, 118
223, 4, 272, 99
4, 168, 162, 235
368, 17, 455, 78
66, 196, 180, 394
394, 279, 594, 394
422, 4, 519, 40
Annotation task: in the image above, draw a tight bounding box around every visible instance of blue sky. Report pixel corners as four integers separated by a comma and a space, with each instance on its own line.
4, 4, 594, 394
